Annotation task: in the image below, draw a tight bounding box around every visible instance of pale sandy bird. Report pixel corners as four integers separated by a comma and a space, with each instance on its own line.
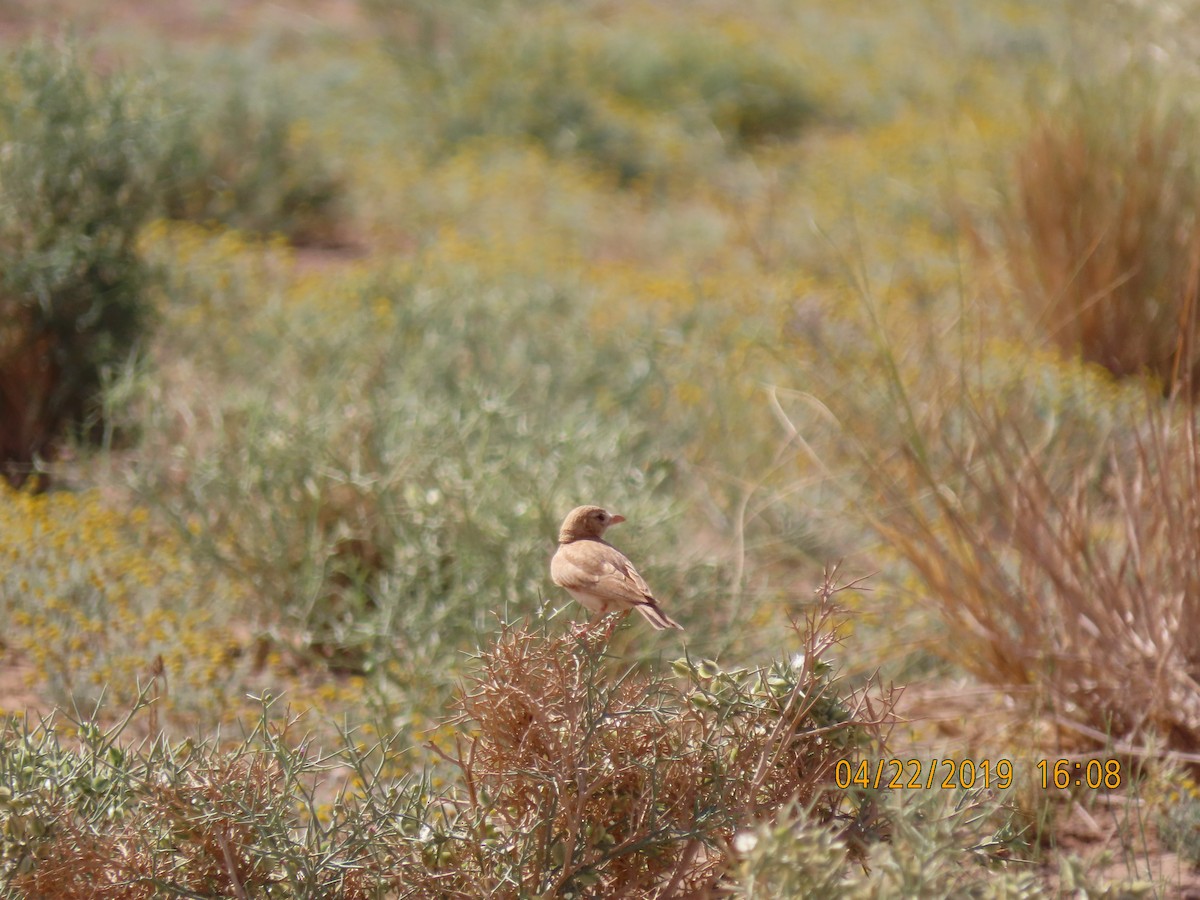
550, 505, 683, 631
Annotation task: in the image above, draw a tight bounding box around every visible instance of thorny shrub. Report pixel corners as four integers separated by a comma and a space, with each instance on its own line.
2, 576, 896, 898
402, 575, 895, 898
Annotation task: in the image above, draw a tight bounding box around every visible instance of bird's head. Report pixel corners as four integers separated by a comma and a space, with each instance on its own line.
558, 505, 625, 542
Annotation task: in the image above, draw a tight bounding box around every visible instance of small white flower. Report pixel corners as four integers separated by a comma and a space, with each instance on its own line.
733, 830, 758, 854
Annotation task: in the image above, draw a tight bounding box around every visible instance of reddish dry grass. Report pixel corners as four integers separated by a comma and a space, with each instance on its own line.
872, 395, 1200, 758
1004, 105, 1200, 391
865, 89, 1200, 763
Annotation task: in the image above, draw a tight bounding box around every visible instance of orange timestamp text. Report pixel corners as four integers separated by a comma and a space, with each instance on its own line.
835, 758, 1013, 791
1036, 758, 1123, 790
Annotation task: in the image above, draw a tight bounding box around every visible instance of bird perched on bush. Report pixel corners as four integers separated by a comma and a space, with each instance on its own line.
551, 505, 683, 631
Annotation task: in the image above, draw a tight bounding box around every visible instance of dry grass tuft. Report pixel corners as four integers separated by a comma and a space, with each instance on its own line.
871, 390, 1200, 756
854, 78, 1200, 761
1003, 88, 1200, 392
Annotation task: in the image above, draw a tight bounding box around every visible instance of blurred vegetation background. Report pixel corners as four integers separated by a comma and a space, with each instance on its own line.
2, 0, 1200, 894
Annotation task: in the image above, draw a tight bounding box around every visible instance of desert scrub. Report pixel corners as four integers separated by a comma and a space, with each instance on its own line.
0, 697, 429, 897
385, 580, 887, 894
124, 226, 713, 680
367, 1, 815, 183
399, 586, 893, 896
1, 580, 894, 897
1158, 790, 1200, 868
0, 479, 248, 725
733, 788, 1036, 898
0, 40, 343, 487
831, 302, 1200, 756
599, 19, 816, 145
0, 41, 160, 487
153, 56, 345, 245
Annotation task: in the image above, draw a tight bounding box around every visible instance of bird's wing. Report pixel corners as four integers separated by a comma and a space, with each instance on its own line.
594, 555, 684, 628
596, 550, 656, 602
552, 541, 654, 607
551, 546, 601, 592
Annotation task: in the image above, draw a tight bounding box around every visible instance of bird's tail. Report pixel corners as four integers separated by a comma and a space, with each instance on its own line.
635, 600, 684, 631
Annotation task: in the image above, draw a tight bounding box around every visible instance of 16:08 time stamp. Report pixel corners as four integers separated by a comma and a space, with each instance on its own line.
835, 758, 1124, 791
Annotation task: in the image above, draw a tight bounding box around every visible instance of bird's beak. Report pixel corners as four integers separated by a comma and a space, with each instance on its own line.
609, 513, 626, 524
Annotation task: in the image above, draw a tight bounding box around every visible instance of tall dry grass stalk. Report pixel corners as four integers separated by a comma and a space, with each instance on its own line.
860, 81, 1200, 757
870, 391, 1200, 756
1004, 96, 1200, 392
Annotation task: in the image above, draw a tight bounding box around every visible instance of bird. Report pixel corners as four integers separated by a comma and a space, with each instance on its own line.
550, 505, 683, 631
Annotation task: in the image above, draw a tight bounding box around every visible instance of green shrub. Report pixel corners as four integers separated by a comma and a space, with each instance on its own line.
733, 789, 1034, 898
1159, 794, 1200, 867
0, 42, 159, 488
603, 25, 817, 145
156, 69, 345, 244
0, 42, 344, 486
0, 698, 428, 896
401, 18, 664, 183
368, 3, 815, 182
